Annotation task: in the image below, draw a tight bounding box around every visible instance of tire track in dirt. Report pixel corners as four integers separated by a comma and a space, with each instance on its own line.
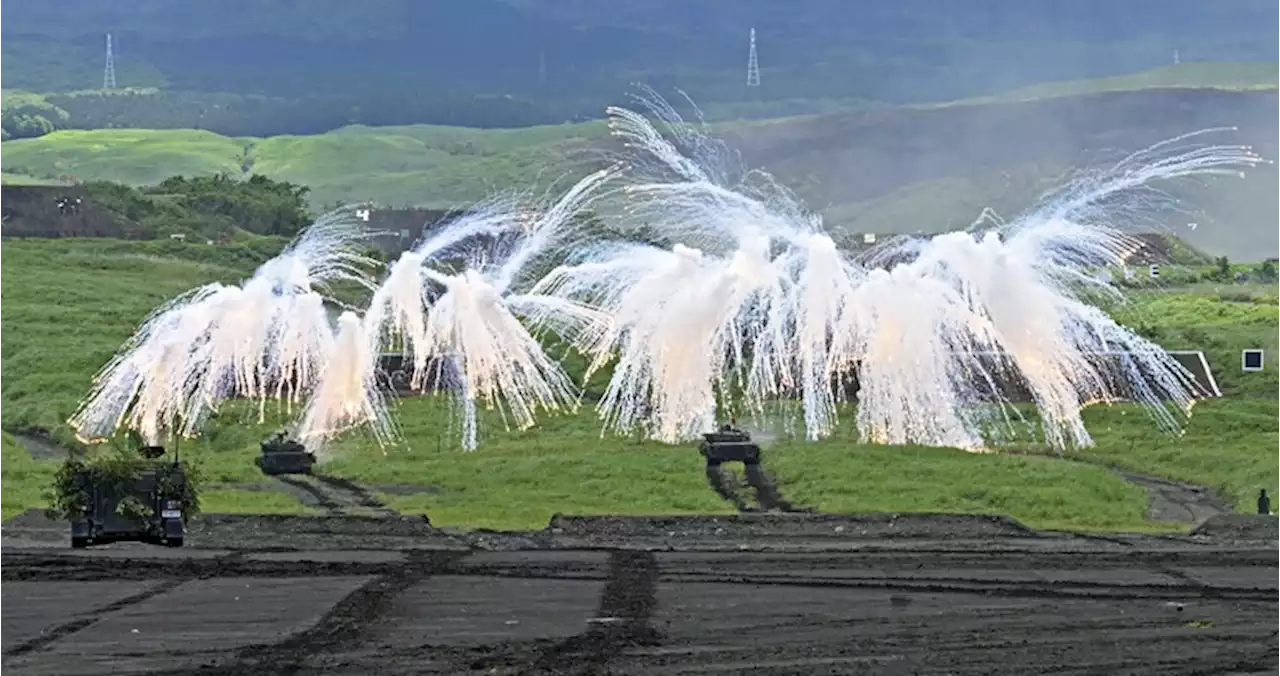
466, 567, 1272, 603
273, 474, 397, 517
3, 522, 1275, 676
3, 579, 187, 657
1112, 470, 1231, 524
433, 551, 663, 676
151, 550, 470, 676
1002, 450, 1230, 525
2, 552, 247, 658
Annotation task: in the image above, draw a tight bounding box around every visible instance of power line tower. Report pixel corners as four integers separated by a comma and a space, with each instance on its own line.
103, 33, 117, 89
537, 48, 547, 88
746, 28, 760, 87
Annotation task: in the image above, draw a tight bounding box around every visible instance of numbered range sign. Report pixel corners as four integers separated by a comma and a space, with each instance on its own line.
1148, 264, 1160, 279
1242, 349, 1265, 372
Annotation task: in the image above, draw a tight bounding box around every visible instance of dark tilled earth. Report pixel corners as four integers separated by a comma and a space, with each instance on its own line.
2, 512, 1276, 676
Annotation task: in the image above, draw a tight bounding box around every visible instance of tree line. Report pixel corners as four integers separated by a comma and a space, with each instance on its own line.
62, 174, 314, 241
1, 97, 72, 141
1, 89, 603, 141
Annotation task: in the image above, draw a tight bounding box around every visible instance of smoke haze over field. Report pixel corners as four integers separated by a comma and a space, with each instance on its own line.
714, 89, 1279, 260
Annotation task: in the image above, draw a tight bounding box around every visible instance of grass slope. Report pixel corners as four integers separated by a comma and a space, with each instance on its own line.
250, 122, 610, 208
2, 123, 607, 209
4, 64, 1276, 260
3, 129, 249, 185
1, 239, 1274, 529
0, 238, 281, 439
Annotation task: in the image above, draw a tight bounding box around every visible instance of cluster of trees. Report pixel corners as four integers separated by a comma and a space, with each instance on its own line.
1115, 256, 1279, 288
1, 97, 71, 140
1202, 256, 1279, 284
84, 174, 313, 240
78, 89, 591, 135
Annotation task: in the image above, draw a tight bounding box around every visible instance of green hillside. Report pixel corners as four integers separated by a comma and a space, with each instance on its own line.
945, 61, 1279, 105
3, 128, 249, 184
250, 123, 611, 207
3, 122, 607, 209
3, 73, 1276, 258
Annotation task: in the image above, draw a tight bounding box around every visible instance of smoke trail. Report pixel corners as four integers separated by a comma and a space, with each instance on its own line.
69, 100, 1268, 461
69, 285, 228, 445
831, 267, 1005, 449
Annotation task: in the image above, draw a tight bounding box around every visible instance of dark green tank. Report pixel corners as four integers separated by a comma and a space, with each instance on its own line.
699, 424, 761, 464
698, 424, 803, 514
256, 432, 316, 476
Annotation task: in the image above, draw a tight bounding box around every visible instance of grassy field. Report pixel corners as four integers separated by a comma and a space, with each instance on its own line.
1, 123, 610, 210
2, 238, 1275, 529
1, 172, 71, 186
0, 238, 283, 441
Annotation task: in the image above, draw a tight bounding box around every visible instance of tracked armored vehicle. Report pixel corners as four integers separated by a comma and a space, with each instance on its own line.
67, 446, 188, 548
698, 424, 802, 513
256, 432, 317, 476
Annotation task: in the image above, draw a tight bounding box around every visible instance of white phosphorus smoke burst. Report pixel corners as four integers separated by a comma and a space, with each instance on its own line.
68, 208, 379, 445
535, 94, 1264, 451
295, 310, 393, 456
336, 168, 618, 451
69, 95, 1266, 457
535, 88, 858, 444
865, 128, 1266, 450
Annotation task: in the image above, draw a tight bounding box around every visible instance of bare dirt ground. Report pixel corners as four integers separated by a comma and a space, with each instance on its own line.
2, 512, 1276, 676
1113, 470, 1233, 524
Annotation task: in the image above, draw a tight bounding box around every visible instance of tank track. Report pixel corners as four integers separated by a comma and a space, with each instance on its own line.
704, 461, 805, 513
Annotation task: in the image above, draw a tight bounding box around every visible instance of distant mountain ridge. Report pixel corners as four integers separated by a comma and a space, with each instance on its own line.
3, 0, 1275, 108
